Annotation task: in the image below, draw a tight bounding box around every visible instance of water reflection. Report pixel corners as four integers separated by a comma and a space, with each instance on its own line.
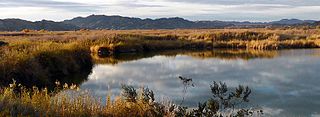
81, 49, 320, 116
91, 49, 278, 65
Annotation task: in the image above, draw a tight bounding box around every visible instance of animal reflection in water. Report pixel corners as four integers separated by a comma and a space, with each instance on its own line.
178, 76, 195, 105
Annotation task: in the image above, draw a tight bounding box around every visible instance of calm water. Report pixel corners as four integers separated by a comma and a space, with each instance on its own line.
81, 49, 320, 116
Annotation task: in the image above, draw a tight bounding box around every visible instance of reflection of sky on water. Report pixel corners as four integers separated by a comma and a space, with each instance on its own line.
81, 49, 320, 116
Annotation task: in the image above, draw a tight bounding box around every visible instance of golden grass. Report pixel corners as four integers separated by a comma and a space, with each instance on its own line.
0, 40, 93, 88
0, 81, 173, 117
0, 80, 262, 117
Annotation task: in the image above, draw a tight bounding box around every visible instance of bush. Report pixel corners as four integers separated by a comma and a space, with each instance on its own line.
0, 41, 8, 46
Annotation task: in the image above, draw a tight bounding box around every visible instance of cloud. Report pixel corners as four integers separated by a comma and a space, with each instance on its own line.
0, 0, 320, 21
163, 0, 320, 6
0, 0, 104, 12
0, 0, 163, 11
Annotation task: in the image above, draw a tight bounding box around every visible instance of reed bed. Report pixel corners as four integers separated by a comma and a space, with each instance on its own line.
0, 40, 93, 88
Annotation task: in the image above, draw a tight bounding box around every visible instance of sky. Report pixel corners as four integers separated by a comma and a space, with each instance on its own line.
0, 0, 320, 22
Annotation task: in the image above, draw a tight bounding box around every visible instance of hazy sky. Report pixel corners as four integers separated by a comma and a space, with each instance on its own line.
0, 0, 320, 21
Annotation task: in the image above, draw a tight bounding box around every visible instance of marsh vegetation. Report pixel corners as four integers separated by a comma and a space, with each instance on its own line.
0, 29, 320, 116
0, 80, 262, 117
1, 29, 319, 87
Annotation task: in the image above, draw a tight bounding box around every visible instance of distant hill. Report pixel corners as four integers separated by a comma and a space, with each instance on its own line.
0, 19, 79, 31
0, 15, 319, 31
271, 19, 316, 25
62, 15, 235, 29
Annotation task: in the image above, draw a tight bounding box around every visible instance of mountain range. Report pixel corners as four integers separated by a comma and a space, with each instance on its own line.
0, 19, 78, 31
0, 15, 318, 31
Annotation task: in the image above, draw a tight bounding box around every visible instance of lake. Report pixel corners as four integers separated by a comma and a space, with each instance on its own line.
81, 49, 320, 116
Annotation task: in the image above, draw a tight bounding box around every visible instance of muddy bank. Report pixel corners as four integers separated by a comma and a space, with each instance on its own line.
92, 49, 278, 65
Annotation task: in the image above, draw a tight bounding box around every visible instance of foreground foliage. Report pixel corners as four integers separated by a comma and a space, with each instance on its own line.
0, 79, 262, 117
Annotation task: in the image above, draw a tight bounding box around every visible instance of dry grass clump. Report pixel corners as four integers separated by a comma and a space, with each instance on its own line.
0, 81, 102, 117
86, 34, 211, 57
189, 31, 274, 41
0, 81, 173, 117
0, 40, 93, 88
0, 80, 262, 117
185, 49, 277, 60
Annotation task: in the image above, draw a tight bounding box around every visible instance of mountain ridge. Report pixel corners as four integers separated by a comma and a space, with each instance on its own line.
0, 19, 79, 31
0, 15, 318, 31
